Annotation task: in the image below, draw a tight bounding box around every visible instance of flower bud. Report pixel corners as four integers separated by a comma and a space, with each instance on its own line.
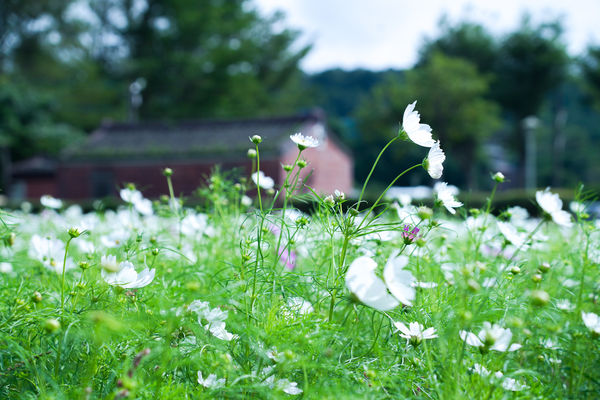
68, 227, 82, 238
250, 135, 262, 145
283, 164, 293, 172
247, 149, 257, 158
510, 266, 521, 275
531, 289, 550, 306
324, 195, 335, 207
538, 262, 551, 273
151, 248, 159, 256
492, 172, 505, 183
78, 261, 90, 270
417, 206, 433, 220
297, 159, 307, 169
532, 273, 543, 283
44, 318, 61, 333
467, 278, 480, 292
162, 167, 173, 177
32, 291, 43, 303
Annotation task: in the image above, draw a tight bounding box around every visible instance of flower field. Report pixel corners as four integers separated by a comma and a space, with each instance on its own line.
1, 104, 599, 399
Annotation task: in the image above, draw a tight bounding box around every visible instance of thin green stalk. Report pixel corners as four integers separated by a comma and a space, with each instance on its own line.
356, 136, 399, 207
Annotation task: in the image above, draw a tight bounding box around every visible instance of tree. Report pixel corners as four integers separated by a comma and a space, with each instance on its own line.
79, 0, 311, 120
418, 18, 498, 74
355, 53, 500, 189
492, 19, 569, 187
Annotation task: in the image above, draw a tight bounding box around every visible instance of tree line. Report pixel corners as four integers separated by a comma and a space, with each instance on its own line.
1, 1, 600, 193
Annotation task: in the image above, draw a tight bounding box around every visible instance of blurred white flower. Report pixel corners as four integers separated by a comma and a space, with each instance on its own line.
402, 101, 435, 147
497, 221, 527, 248
435, 182, 463, 215
290, 132, 319, 150
536, 188, 572, 227
346, 256, 399, 311
425, 141, 445, 179
0, 262, 13, 274
40, 195, 62, 209
582, 311, 600, 334
197, 371, 225, 388
29, 234, 75, 273
346, 252, 415, 311
188, 300, 238, 341
555, 299, 574, 311
251, 171, 274, 190
460, 322, 521, 352
394, 321, 437, 346
101, 261, 155, 288
569, 201, 585, 214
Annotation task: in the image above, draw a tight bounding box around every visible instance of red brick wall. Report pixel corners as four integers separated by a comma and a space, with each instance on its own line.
56, 159, 281, 200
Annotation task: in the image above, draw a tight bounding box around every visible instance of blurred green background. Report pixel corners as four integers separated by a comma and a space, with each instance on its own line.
2, 0, 600, 196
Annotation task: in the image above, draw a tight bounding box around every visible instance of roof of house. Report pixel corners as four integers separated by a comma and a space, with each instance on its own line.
62, 110, 330, 162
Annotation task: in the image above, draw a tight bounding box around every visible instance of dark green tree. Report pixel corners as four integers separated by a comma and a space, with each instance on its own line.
355, 53, 500, 189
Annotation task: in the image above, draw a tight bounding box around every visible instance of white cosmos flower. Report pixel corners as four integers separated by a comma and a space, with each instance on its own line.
435, 182, 463, 215
402, 101, 435, 147
383, 252, 416, 306
101, 261, 155, 288
497, 221, 527, 248
251, 170, 275, 190
460, 322, 521, 352
425, 141, 445, 179
345, 252, 415, 311
582, 312, 600, 334
40, 195, 63, 209
290, 132, 319, 149
394, 321, 438, 346
197, 371, 225, 388
187, 300, 238, 341
535, 188, 572, 227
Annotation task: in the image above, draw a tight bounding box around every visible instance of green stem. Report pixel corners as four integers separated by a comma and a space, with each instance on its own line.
356, 136, 399, 208
356, 164, 422, 232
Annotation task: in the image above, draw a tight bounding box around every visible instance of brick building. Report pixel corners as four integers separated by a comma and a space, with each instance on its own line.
11, 111, 353, 201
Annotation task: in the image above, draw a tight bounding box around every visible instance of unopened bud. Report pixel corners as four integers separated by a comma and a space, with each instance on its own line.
532, 273, 543, 283
538, 262, 551, 273
68, 227, 82, 238
324, 195, 335, 207
32, 291, 43, 303
283, 164, 293, 172
162, 167, 173, 177
417, 206, 433, 220
492, 172, 505, 183
531, 289, 550, 306
247, 149, 257, 158
297, 159, 307, 169
510, 266, 521, 275
44, 318, 61, 333
250, 135, 262, 145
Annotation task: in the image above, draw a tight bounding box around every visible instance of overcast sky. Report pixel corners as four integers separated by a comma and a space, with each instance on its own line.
253, 0, 600, 72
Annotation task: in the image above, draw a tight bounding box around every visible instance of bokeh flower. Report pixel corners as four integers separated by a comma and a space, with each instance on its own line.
536, 188, 572, 227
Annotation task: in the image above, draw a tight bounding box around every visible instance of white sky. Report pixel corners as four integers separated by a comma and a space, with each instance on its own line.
253, 0, 600, 72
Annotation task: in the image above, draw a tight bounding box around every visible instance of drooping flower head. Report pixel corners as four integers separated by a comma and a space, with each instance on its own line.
435, 182, 463, 215
401, 101, 435, 147
423, 141, 445, 179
